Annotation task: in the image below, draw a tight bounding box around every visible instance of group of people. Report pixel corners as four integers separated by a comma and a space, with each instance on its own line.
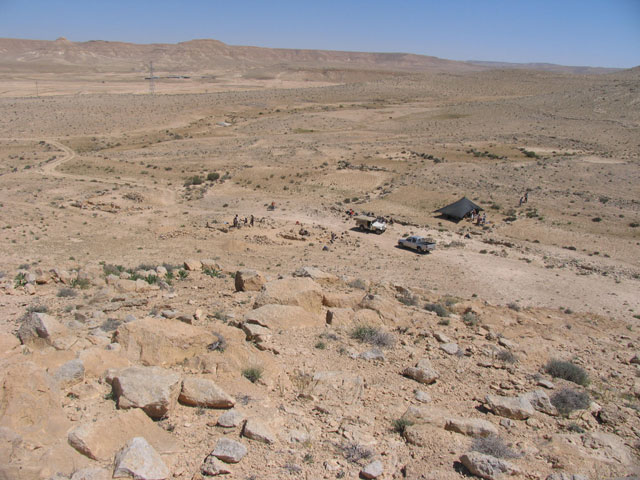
469, 209, 487, 225
233, 214, 254, 228
518, 191, 529, 206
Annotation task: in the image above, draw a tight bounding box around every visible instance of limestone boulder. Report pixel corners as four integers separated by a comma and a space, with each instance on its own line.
78, 346, 131, 378
183, 259, 202, 271
70, 467, 111, 480
325, 308, 354, 327
242, 322, 272, 344
113, 437, 169, 480
114, 317, 216, 366
110, 366, 182, 419
201, 455, 231, 476
235, 269, 265, 292
459, 452, 520, 479
311, 371, 364, 405
358, 293, 401, 320
484, 394, 534, 420
67, 409, 180, 461
244, 304, 321, 330
253, 277, 323, 313
322, 292, 362, 308
179, 376, 235, 408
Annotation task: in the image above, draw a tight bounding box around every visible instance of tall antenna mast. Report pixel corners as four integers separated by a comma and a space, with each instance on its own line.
148, 61, 155, 95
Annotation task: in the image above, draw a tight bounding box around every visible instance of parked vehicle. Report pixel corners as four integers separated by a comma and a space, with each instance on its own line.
354, 215, 387, 234
398, 235, 436, 253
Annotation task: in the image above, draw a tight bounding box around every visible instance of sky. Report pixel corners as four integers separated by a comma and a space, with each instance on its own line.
0, 0, 638, 68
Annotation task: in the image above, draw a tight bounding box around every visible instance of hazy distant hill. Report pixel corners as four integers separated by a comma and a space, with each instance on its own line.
467, 60, 620, 75
0, 37, 628, 76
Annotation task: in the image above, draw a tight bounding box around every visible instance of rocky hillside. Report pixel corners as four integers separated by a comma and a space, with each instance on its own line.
1, 259, 638, 479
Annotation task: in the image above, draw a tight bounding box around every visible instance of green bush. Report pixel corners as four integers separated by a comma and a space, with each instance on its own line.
202, 266, 223, 278
551, 388, 591, 416
207, 172, 220, 181
462, 312, 479, 326
184, 175, 204, 187
545, 359, 589, 386
14, 272, 28, 287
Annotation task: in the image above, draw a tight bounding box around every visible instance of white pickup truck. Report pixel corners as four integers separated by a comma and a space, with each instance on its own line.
398, 236, 436, 253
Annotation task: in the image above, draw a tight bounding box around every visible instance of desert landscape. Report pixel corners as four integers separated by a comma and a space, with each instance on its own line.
0, 37, 639, 480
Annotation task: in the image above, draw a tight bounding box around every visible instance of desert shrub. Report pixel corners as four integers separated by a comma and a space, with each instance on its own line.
314, 341, 326, 350
392, 418, 414, 435
144, 274, 158, 284
341, 442, 373, 464
348, 278, 367, 290
177, 269, 189, 280
350, 325, 395, 348
496, 349, 518, 364
207, 333, 227, 352
471, 434, 520, 459
103, 264, 124, 276
442, 295, 461, 306
630, 222, 639, 228
545, 359, 589, 386
14, 272, 28, 287
71, 277, 90, 289
202, 266, 223, 278
26, 304, 48, 313
507, 302, 521, 312
184, 175, 203, 187
592, 217, 602, 222
425, 303, 449, 318
438, 318, 450, 326
100, 318, 121, 332
397, 292, 420, 306
242, 367, 263, 383
57, 287, 77, 298
462, 312, 479, 326
566, 422, 585, 433
207, 172, 220, 181
551, 388, 591, 416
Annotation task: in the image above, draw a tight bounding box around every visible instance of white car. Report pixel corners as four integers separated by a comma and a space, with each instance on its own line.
398, 236, 436, 253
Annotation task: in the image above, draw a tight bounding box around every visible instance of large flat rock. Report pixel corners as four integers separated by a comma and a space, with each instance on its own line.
253, 277, 323, 313
114, 317, 216, 366
68, 408, 180, 461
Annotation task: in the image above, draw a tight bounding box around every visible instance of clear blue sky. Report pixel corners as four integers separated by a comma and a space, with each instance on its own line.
1, 0, 638, 68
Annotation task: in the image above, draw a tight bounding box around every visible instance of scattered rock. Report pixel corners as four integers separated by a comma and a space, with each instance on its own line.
211, 438, 247, 463
403, 359, 439, 384
201, 454, 231, 476
70, 467, 111, 480
360, 459, 383, 479
445, 417, 498, 437
293, 266, 338, 284
459, 451, 520, 480
242, 418, 276, 444
484, 394, 534, 420
234, 269, 265, 292
113, 437, 169, 480
325, 307, 355, 326
522, 390, 558, 416
110, 366, 182, 419
414, 389, 432, 403
359, 349, 385, 361
179, 376, 235, 408
537, 379, 555, 389
440, 342, 459, 355
217, 409, 245, 428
